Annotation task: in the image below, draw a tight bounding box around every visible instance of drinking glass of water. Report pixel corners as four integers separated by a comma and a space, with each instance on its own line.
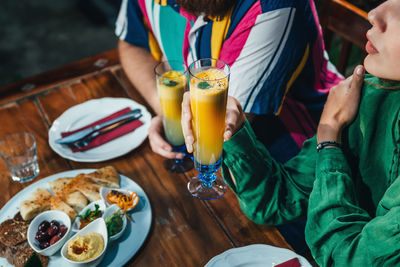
0, 132, 39, 183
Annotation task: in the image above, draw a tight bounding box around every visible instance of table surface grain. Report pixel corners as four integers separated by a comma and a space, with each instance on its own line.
0, 50, 293, 266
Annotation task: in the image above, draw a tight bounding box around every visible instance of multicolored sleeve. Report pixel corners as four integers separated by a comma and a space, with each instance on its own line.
115, 0, 162, 60
219, 0, 320, 115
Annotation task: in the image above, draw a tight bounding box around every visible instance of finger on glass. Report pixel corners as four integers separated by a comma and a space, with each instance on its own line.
154, 61, 193, 172
181, 92, 194, 153
148, 116, 183, 159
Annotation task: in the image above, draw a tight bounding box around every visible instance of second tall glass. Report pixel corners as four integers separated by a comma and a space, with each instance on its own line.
188, 58, 230, 200
155, 61, 193, 173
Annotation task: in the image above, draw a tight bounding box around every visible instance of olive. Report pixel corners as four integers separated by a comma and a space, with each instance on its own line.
39, 241, 50, 249
47, 225, 59, 237
38, 220, 50, 232
58, 225, 68, 237
50, 220, 60, 228
49, 235, 61, 246
35, 231, 49, 242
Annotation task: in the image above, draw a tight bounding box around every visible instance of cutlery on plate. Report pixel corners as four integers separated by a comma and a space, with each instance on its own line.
68, 114, 142, 149
55, 108, 142, 144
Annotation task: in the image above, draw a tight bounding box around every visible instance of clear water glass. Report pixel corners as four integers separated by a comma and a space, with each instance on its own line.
0, 132, 39, 183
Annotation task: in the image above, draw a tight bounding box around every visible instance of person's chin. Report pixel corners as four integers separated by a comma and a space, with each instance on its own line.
363, 55, 378, 77
364, 55, 400, 80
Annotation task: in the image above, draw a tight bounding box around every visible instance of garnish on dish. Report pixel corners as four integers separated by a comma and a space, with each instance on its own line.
106, 190, 139, 212
105, 211, 124, 236
76, 204, 103, 230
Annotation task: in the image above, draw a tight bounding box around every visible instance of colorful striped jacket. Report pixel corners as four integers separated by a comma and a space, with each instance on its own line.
115, 0, 343, 162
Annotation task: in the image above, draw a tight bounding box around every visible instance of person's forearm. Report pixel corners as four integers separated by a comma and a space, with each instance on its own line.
222, 120, 315, 225
304, 148, 400, 266
118, 40, 161, 115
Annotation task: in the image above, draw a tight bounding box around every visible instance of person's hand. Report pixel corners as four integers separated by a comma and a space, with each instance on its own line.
181, 92, 246, 153
148, 115, 184, 159
317, 65, 365, 143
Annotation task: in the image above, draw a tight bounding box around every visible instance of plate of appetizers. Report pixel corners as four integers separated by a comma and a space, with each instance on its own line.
0, 166, 152, 267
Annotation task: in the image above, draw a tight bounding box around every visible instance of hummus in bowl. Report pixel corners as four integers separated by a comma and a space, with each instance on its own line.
61, 218, 108, 267
67, 233, 104, 262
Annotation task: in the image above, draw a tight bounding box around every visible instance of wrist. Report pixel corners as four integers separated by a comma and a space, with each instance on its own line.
317, 123, 342, 144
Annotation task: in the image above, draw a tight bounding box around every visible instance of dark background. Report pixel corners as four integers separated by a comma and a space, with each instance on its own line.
0, 0, 121, 87
0, 0, 382, 88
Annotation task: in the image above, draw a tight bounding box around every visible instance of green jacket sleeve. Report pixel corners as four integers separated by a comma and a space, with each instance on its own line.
222, 120, 316, 225
306, 148, 400, 266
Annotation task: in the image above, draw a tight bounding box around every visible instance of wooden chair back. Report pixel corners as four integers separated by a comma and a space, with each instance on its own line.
320, 0, 371, 74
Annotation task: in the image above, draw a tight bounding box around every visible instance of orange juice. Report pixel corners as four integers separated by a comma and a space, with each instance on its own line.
190, 68, 228, 165
157, 70, 186, 146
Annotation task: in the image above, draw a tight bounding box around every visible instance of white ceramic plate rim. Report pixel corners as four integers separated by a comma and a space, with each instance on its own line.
0, 169, 152, 267
205, 244, 312, 267
48, 97, 151, 162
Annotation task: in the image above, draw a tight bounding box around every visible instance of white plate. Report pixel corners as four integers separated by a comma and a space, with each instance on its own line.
0, 169, 152, 267
205, 244, 312, 267
48, 97, 152, 162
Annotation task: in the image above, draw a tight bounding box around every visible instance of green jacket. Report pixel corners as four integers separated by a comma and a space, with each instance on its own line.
222, 74, 400, 266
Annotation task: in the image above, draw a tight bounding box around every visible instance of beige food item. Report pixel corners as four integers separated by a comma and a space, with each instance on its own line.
49, 177, 74, 196
72, 175, 102, 202
19, 187, 52, 220
50, 196, 77, 220
64, 191, 88, 213
67, 233, 104, 262
51, 175, 101, 203
83, 166, 120, 188
49, 177, 88, 212
18, 166, 119, 222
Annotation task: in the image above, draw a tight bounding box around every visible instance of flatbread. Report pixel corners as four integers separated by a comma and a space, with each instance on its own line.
71, 174, 102, 202
48, 177, 88, 212
48, 177, 74, 196
50, 196, 77, 221
64, 191, 88, 213
84, 166, 120, 188
19, 187, 52, 221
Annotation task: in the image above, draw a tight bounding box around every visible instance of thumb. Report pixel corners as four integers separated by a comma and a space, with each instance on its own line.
351, 65, 365, 89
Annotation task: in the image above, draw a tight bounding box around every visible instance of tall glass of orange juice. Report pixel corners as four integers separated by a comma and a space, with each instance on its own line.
154, 61, 193, 173
188, 58, 230, 200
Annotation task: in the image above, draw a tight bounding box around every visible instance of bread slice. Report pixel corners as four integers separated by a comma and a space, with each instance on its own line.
71, 174, 102, 202
48, 177, 88, 212
84, 166, 120, 188
19, 187, 52, 221
63, 191, 88, 213
49, 177, 74, 196
0, 219, 29, 247
50, 196, 77, 221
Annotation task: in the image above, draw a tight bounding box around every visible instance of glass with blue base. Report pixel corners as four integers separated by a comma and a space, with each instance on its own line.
155, 60, 193, 173
187, 58, 230, 200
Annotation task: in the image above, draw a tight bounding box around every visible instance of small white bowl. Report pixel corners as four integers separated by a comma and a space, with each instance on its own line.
103, 204, 127, 242
61, 218, 108, 267
27, 210, 71, 256
72, 200, 106, 232
100, 187, 139, 212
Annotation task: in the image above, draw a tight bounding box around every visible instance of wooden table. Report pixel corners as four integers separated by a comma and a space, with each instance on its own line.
0, 50, 292, 266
